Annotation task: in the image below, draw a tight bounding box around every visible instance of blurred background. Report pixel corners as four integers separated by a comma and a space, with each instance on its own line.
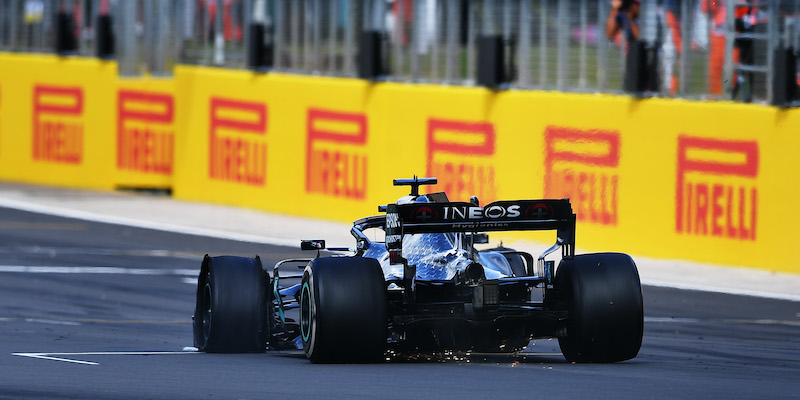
1, 0, 799, 105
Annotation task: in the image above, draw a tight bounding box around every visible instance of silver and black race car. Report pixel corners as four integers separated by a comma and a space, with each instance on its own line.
193, 177, 643, 363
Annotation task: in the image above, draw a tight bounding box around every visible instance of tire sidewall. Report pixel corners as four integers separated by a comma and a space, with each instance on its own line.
193, 256, 268, 353
556, 253, 643, 363
299, 257, 386, 363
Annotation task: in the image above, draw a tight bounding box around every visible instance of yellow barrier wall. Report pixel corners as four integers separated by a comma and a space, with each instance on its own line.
116, 78, 176, 189
1, 54, 798, 273
493, 93, 800, 271
174, 66, 499, 222
173, 66, 800, 273
174, 66, 377, 218
0, 54, 117, 189
0, 54, 176, 189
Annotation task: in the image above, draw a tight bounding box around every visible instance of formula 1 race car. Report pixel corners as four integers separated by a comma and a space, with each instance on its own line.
192, 177, 643, 363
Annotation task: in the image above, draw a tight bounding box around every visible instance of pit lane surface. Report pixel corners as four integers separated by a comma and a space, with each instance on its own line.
0, 207, 798, 399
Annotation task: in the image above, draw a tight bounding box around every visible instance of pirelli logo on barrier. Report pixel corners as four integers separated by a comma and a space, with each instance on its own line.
32, 85, 84, 164
208, 97, 267, 186
117, 90, 174, 175
676, 136, 758, 241
544, 126, 620, 226
427, 118, 497, 202
305, 108, 368, 199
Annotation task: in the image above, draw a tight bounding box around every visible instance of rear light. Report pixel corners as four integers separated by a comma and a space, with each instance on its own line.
389, 249, 404, 265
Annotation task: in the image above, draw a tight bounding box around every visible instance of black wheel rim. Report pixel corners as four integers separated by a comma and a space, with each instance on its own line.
202, 282, 212, 341
300, 282, 311, 343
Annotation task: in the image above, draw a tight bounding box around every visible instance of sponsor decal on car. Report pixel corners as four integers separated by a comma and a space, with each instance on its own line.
117, 90, 174, 174
411, 205, 439, 221
385, 204, 404, 264
544, 126, 619, 226
526, 203, 554, 219
305, 108, 367, 199
675, 135, 758, 240
32, 85, 84, 164
401, 201, 569, 222
208, 97, 267, 186
427, 118, 497, 203
442, 204, 520, 220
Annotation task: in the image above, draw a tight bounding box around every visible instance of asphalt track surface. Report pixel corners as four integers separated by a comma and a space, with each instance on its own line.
0, 207, 798, 399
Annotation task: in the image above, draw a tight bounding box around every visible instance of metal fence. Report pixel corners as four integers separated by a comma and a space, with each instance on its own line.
1, 0, 799, 104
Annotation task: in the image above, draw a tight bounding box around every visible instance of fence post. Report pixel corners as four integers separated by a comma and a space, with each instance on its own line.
357, 0, 389, 80
556, 0, 567, 90
213, 0, 224, 66
95, 0, 114, 59
466, 0, 476, 84
578, 0, 587, 89
275, 0, 284, 70
766, 0, 778, 104
597, 0, 608, 91
445, 0, 457, 83
55, 0, 77, 55
248, 0, 272, 72
518, 0, 531, 87
679, 0, 690, 96
538, 0, 547, 87
343, 0, 354, 76
327, 0, 339, 74
118, 0, 137, 75
722, 0, 735, 99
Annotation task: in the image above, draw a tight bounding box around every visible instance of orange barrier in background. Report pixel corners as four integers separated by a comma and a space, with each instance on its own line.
1, 54, 799, 273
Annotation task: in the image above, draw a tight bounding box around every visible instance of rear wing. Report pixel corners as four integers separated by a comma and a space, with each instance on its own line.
384, 199, 576, 264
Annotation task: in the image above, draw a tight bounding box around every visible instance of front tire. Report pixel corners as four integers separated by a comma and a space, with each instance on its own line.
555, 253, 643, 363
193, 255, 270, 353
300, 256, 386, 363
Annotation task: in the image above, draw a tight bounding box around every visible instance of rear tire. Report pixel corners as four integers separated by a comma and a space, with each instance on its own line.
300, 256, 386, 363
193, 255, 270, 353
555, 253, 643, 363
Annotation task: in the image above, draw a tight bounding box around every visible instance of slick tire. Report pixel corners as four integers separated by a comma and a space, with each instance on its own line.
300, 256, 386, 363
556, 252, 643, 363
193, 255, 270, 353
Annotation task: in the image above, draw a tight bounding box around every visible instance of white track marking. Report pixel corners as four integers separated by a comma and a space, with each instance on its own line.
645, 317, 702, 323
24, 318, 81, 326
1, 317, 189, 324
0, 197, 297, 247
0, 247, 201, 259
13, 353, 99, 366
0, 266, 197, 275
641, 279, 800, 302
645, 316, 800, 326
726, 319, 800, 326
12, 351, 201, 366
